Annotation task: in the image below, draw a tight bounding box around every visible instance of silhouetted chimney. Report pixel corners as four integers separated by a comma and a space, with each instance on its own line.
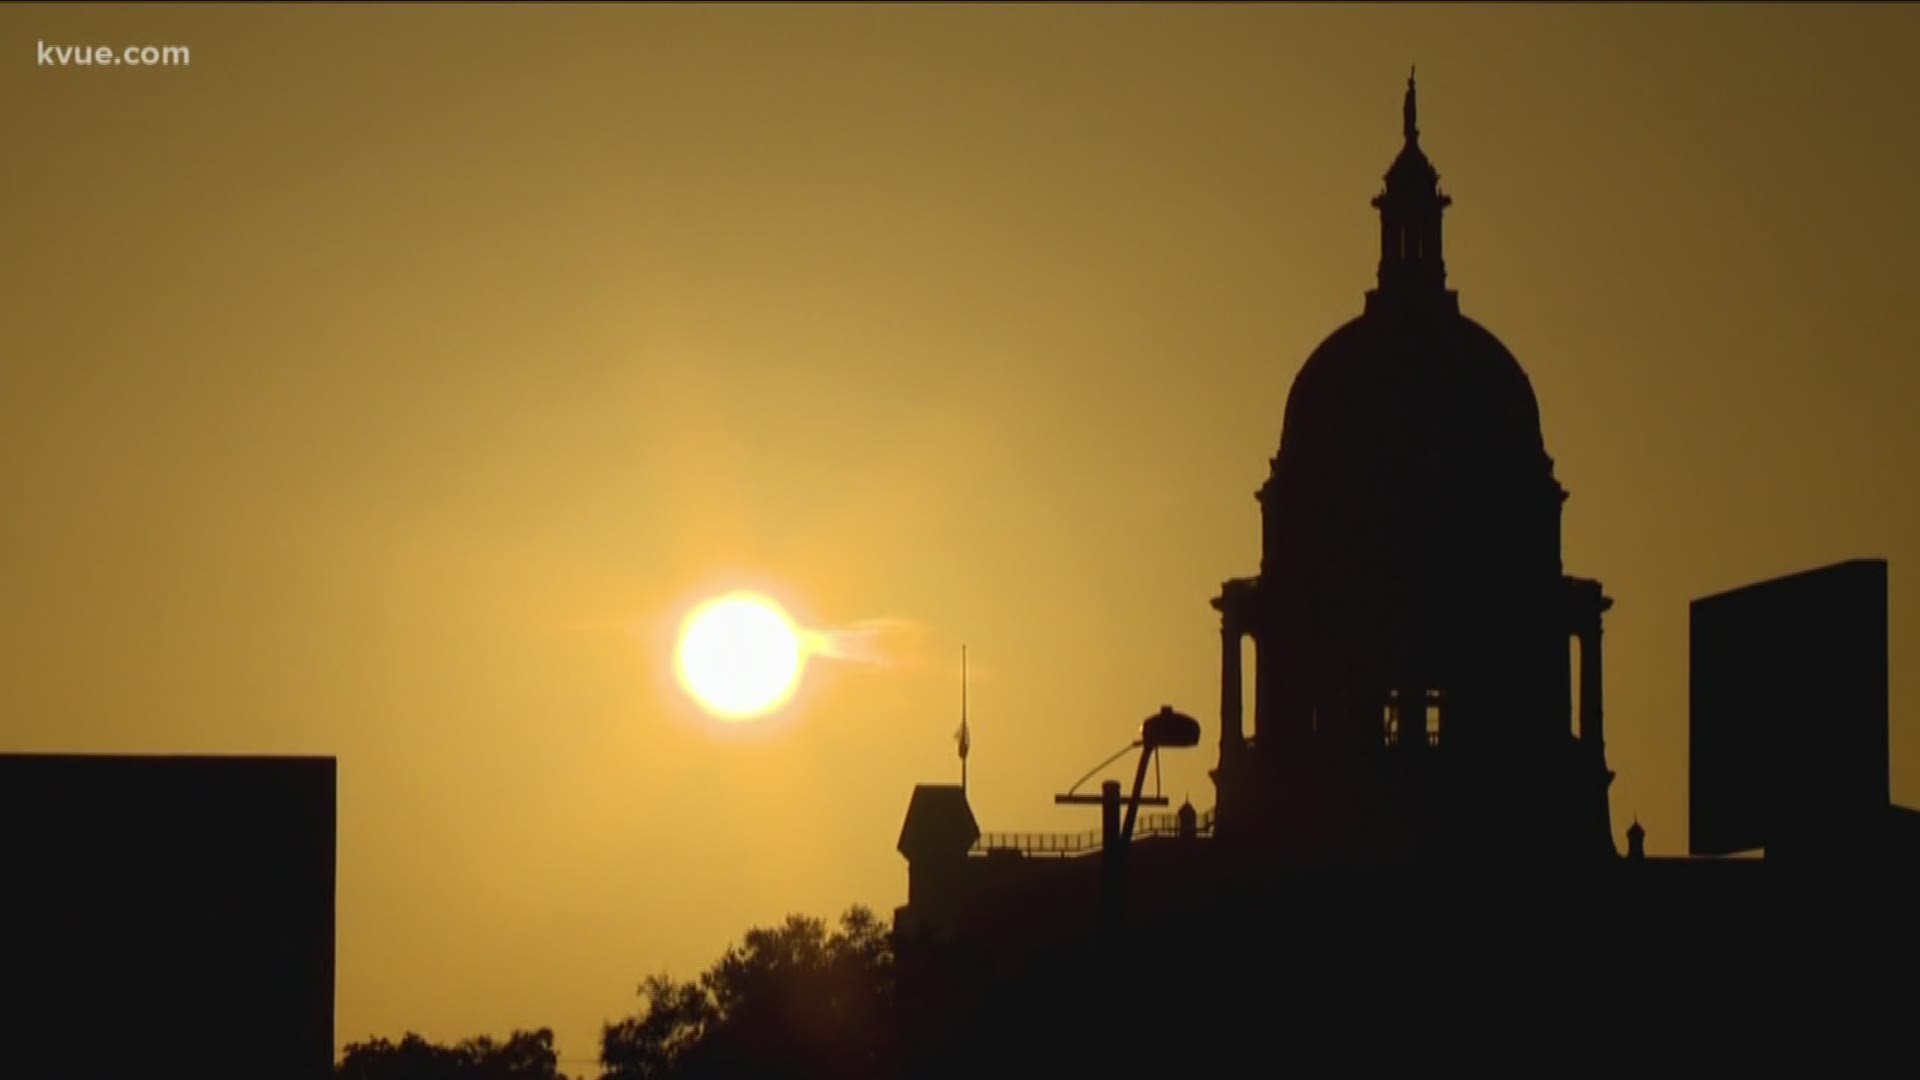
1626, 818, 1646, 861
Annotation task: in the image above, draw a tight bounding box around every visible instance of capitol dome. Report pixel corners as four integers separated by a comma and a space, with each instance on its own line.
1208, 71, 1620, 869
1264, 71, 1556, 516
1275, 311, 1547, 490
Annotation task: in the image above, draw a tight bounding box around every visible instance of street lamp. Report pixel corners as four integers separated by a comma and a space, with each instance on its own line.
1053, 705, 1204, 922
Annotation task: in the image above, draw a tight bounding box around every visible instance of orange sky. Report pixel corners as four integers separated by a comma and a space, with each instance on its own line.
4, 3, 1917, 1069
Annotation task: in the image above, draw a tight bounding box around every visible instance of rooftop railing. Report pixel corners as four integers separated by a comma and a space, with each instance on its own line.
970, 807, 1216, 858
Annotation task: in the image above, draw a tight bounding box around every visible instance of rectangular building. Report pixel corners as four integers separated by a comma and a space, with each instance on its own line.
1689, 559, 1888, 857
0, 754, 336, 1079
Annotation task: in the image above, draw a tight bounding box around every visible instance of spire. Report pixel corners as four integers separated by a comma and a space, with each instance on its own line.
1403, 66, 1418, 144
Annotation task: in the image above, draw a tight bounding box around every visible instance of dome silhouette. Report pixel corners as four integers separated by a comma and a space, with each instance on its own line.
1275, 310, 1547, 490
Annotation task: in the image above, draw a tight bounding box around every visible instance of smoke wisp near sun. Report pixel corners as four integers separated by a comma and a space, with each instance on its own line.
801, 617, 931, 670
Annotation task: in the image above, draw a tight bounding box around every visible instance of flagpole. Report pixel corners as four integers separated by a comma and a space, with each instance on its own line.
960, 645, 969, 792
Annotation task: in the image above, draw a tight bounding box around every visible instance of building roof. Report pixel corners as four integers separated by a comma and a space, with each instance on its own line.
897, 783, 980, 861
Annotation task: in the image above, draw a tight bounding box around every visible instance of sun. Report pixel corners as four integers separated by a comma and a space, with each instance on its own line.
674, 592, 806, 722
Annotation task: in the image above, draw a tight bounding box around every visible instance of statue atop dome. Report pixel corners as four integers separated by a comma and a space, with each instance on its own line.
1404, 66, 1418, 143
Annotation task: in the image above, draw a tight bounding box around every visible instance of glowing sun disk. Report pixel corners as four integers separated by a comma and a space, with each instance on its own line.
674, 593, 805, 721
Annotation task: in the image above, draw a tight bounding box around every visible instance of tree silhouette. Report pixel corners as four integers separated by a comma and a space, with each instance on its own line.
600, 906, 895, 1080
336, 1028, 570, 1080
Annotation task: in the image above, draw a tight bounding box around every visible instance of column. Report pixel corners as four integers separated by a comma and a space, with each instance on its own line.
1397, 684, 1424, 752
1578, 624, 1604, 749
1220, 620, 1244, 749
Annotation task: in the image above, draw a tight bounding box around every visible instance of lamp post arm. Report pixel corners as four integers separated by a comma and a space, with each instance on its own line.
1119, 745, 1157, 845
1062, 740, 1143, 799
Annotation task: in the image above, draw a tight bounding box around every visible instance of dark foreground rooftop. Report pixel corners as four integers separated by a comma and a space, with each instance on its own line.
0, 753, 336, 1080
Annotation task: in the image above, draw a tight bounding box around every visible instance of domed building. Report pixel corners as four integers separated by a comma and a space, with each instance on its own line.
890, 79, 1910, 1073
1209, 72, 1617, 865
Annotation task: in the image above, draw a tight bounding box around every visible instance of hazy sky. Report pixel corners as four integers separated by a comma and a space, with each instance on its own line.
5, 2, 1917, 1068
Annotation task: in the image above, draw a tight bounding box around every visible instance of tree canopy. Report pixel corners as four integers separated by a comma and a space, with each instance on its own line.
600, 906, 895, 1080
336, 1028, 570, 1080
333, 905, 913, 1080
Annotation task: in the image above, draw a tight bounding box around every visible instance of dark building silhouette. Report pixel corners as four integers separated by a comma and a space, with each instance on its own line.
1210, 71, 1615, 866
889, 83, 1916, 1066
1692, 559, 1916, 861
0, 753, 336, 1080
898, 73, 1625, 927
